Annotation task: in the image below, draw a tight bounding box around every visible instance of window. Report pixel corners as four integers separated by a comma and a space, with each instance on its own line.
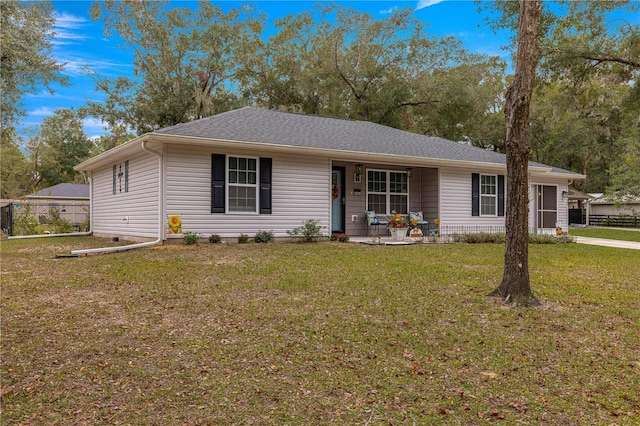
228, 156, 257, 213
472, 173, 504, 217
112, 161, 129, 194
211, 154, 272, 214
366, 170, 408, 214
480, 174, 497, 216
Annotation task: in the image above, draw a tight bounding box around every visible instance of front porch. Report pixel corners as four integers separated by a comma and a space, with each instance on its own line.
331, 161, 439, 238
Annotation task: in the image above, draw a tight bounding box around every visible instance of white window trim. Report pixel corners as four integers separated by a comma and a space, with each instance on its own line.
366, 168, 409, 215
226, 155, 259, 215
480, 174, 498, 217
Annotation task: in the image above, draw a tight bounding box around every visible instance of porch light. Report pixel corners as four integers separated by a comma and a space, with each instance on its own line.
355, 163, 363, 174
561, 190, 569, 198
406, 167, 413, 178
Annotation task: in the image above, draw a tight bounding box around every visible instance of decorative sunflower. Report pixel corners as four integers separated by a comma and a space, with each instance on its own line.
168, 215, 182, 234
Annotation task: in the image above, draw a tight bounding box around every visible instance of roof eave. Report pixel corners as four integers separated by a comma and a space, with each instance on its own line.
154, 132, 507, 169
75, 131, 584, 180
74, 134, 150, 172
24, 196, 89, 200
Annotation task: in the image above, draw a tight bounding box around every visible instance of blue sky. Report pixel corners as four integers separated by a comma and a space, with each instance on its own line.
21, 0, 514, 139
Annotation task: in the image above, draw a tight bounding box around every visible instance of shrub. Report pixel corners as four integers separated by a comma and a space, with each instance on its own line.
457, 232, 575, 244
553, 234, 575, 244
238, 233, 250, 244
13, 206, 39, 236
209, 234, 222, 244
254, 230, 275, 243
79, 218, 90, 232
331, 233, 350, 243
462, 233, 506, 244
529, 233, 575, 244
286, 219, 325, 242
182, 231, 199, 245
53, 218, 76, 234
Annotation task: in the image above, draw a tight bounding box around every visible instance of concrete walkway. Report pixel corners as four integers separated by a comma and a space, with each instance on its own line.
351, 235, 640, 250
573, 236, 640, 250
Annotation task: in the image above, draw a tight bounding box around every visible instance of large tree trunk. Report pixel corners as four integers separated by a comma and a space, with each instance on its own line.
488, 0, 541, 306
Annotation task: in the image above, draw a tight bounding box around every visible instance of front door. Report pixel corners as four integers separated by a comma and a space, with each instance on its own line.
331, 167, 345, 233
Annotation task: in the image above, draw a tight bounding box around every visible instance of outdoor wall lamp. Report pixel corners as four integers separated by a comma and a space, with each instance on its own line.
355, 163, 363, 174
561, 190, 569, 198
406, 167, 413, 178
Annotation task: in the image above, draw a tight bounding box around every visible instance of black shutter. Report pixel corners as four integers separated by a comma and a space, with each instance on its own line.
497, 174, 505, 217
211, 154, 225, 213
112, 165, 116, 195
471, 173, 480, 216
124, 160, 129, 193
259, 157, 272, 214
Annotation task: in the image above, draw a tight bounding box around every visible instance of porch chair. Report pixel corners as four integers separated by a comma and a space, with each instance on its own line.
409, 211, 429, 234
365, 211, 389, 237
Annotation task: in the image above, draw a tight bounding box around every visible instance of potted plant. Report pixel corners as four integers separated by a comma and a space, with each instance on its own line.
387, 211, 408, 241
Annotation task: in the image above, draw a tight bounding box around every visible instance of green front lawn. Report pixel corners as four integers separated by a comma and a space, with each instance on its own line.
569, 226, 640, 242
2, 237, 639, 424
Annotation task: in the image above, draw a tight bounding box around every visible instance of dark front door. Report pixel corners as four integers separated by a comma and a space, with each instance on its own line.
331, 167, 345, 233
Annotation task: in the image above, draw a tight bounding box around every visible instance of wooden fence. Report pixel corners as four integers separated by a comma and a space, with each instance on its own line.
588, 214, 640, 228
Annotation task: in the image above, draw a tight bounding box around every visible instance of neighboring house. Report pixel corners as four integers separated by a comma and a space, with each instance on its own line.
2, 183, 90, 235
587, 193, 640, 217
74, 107, 584, 241
26, 183, 90, 199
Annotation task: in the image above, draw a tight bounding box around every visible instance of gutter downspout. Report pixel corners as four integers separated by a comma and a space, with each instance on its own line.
8, 173, 93, 240
70, 139, 164, 255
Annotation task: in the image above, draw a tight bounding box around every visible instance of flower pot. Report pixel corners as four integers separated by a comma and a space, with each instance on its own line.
390, 227, 408, 241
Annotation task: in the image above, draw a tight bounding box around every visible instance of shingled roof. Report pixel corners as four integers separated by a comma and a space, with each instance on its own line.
25, 183, 89, 199
156, 107, 508, 164
155, 107, 578, 175
77, 107, 582, 177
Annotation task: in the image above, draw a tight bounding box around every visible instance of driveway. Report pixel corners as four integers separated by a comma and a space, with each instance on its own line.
573, 236, 640, 250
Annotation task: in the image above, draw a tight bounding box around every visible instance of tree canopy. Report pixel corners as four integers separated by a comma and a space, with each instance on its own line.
88, 2, 506, 149
3, 0, 638, 200
480, 0, 639, 196
0, 0, 68, 198
0, 0, 68, 139
87, 0, 264, 135
25, 109, 94, 189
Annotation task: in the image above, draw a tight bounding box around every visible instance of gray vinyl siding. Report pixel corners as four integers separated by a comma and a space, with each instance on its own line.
91, 153, 159, 239
419, 168, 439, 223
440, 167, 570, 234
439, 167, 505, 228
164, 144, 330, 238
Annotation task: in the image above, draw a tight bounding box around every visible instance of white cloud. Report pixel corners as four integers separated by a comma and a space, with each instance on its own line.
53, 12, 90, 44
26, 91, 86, 102
416, 0, 446, 11
54, 12, 89, 30
380, 6, 399, 15
56, 57, 131, 77
83, 117, 107, 135
29, 107, 56, 117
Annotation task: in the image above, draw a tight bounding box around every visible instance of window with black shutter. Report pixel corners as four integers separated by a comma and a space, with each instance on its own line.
211, 154, 272, 214
472, 173, 504, 217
